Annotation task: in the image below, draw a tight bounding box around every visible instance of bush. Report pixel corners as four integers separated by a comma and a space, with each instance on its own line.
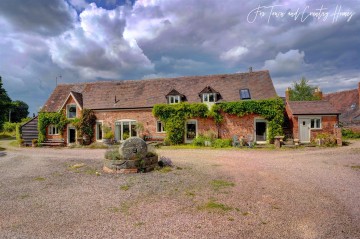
192, 135, 206, 146
3, 122, 18, 133
342, 129, 360, 139
213, 139, 232, 148
315, 133, 336, 147
105, 149, 122, 160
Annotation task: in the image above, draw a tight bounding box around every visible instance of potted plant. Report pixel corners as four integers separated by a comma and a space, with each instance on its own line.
102, 125, 114, 145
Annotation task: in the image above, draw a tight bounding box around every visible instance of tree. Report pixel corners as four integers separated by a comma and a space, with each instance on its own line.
289, 77, 321, 101
0, 76, 12, 130
10, 100, 29, 122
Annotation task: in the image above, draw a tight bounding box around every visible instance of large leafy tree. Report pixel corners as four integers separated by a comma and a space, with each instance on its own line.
0, 76, 12, 129
289, 77, 321, 101
10, 100, 29, 123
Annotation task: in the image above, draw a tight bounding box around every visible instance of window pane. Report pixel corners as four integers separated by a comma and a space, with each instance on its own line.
209, 94, 215, 102
311, 119, 315, 128
240, 89, 250, 99
203, 94, 208, 102
97, 123, 102, 140
316, 119, 321, 128
131, 123, 137, 137
175, 96, 179, 103
68, 105, 76, 118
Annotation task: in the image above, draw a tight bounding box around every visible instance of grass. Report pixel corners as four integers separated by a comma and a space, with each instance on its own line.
119, 185, 130, 191
9, 140, 19, 147
211, 179, 235, 190
197, 200, 233, 212
157, 166, 173, 173
0, 132, 15, 139
350, 165, 360, 170
108, 207, 120, 213
69, 163, 86, 169
0, 146, 5, 151
34, 177, 46, 181
185, 191, 196, 197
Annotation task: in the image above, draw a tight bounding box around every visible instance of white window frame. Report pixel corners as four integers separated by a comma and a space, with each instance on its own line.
67, 104, 77, 119
310, 118, 322, 129
168, 95, 180, 104
156, 121, 166, 133
48, 125, 59, 135
96, 121, 103, 141
115, 120, 137, 141
202, 93, 216, 103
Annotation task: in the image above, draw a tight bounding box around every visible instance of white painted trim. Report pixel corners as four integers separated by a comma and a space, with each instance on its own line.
67, 124, 76, 146
185, 119, 198, 144
66, 104, 77, 119
58, 92, 82, 113
156, 121, 166, 133
114, 119, 137, 141
95, 120, 103, 142
254, 118, 268, 144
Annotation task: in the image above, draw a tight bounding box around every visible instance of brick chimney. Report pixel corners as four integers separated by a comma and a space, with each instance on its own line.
314, 87, 323, 100
285, 87, 291, 101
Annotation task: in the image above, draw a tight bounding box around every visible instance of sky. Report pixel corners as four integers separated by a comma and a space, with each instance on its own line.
0, 0, 359, 115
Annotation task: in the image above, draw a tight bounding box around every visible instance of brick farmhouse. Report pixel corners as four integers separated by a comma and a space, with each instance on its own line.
38, 70, 341, 145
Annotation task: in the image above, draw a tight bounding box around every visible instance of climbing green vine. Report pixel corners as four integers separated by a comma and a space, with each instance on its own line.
38, 111, 68, 143
153, 98, 284, 145
153, 103, 209, 144
212, 98, 284, 141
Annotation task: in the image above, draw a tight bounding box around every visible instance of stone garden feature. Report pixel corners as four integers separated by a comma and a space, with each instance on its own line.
103, 137, 158, 174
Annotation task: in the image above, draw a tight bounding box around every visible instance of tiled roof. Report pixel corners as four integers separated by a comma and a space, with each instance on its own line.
287, 101, 340, 115
42, 70, 277, 112
323, 88, 359, 123
70, 91, 83, 109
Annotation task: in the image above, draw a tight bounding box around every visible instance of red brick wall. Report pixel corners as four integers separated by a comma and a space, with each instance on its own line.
92, 110, 166, 141
310, 116, 338, 140
91, 110, 262, 142
46, 95, 82, 144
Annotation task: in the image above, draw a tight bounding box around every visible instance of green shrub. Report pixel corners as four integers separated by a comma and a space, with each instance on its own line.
105, 149, 122, 160
3, 122, 18, 133
342, 129, 360, 139
192, 135, 206, 146
213, 139, 232, 148
315, 133, 336, 147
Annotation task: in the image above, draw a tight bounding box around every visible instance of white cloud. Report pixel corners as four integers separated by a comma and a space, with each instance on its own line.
220, 46, 249, 61
263, 49, 305, 76
69, 0, 88, 10
48, 3, 154, 80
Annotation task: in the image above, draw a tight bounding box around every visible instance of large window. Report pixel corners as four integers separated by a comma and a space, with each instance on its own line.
67, 104, 77, 118
115, 120, 137, 141
310, 118, 321, 129
168, 95, 180, 104
240, 89, 251, 100
156, 121, 165, 133
96, 121, 103, 141
48, 125, 59, 135
202, 93, 216, 103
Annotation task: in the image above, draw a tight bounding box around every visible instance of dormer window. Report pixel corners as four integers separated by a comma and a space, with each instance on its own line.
67, 104, 77, 118
202, 93, 217, 103
168, 95, 181, 104
166, 89, 184, 104
240, 89, 251, 100
199, 86, 221, 104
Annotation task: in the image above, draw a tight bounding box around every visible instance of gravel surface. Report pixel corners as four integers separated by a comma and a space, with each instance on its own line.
0, 139, 359, 239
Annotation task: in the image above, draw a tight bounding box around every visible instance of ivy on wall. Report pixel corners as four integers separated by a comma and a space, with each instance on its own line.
153, 103, 209, 144
153, 98, 284, 145
38, 111, 68, 143
212, 98, 285, 141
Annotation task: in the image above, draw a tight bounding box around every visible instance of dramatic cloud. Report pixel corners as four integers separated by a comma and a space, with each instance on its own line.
49, 3, 154, 80
0, 0, 359, 114
263, 49, 305, 76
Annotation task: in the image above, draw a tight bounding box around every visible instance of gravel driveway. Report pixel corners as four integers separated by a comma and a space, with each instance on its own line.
0, 139, 359, 239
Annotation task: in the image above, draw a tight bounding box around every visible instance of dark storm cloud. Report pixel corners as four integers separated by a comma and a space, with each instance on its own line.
0, 0, 76, 36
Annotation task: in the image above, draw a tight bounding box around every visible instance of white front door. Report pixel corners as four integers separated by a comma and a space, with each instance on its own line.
299, 118, 310, 142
